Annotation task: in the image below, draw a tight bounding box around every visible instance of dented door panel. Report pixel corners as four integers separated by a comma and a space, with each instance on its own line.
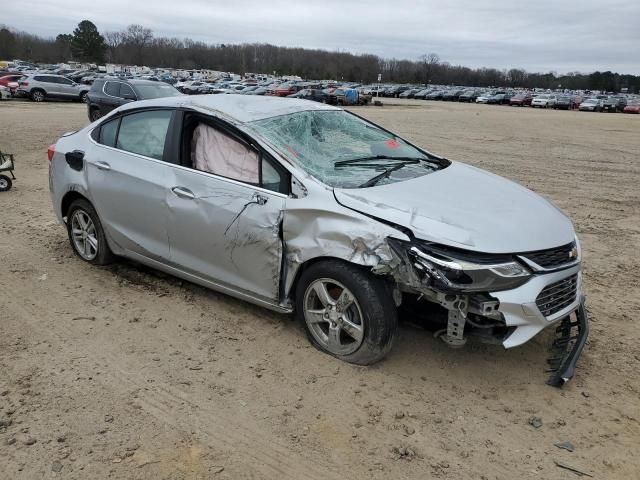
166, 167, 286, 301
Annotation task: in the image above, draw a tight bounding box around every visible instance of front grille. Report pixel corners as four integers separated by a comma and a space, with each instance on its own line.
536, 274, 578, 317
522, 242, 576, 269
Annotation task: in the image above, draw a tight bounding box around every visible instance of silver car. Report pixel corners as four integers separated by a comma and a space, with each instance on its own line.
48, 95, 587, 385
17, 74, 90, 103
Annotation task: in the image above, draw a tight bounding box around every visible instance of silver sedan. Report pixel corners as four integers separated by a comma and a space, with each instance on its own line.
48, 95, 588, 385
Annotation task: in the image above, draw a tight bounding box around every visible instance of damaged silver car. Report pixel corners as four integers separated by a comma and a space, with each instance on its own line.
49, 95, 587, 385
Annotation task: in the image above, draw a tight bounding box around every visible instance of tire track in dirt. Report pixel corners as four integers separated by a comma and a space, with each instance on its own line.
2, 290, 344, 480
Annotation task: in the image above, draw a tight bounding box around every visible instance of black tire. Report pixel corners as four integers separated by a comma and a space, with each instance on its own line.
295, 260, 397, 365
31, 89, 45, 102
66, 199, 115, 265
80, 91, 89, 103
89, 108, 102, 122
0, 175, 12, 192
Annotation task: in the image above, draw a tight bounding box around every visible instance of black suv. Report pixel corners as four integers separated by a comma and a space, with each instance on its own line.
602, 96, 627, 113
86, 79, 182, 121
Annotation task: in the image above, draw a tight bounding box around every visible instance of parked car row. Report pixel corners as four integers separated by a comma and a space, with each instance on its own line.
383, 85, 637, 113
3, 65, 638, 114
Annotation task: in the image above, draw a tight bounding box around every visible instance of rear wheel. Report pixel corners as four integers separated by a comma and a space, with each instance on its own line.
66, 199, 114, 265
80, 91, 89, 103
295, 260, 397, 365
0, 175, 12, 192
31, 89, 45, 102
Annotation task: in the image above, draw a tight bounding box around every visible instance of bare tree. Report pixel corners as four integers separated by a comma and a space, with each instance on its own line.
123, 24, 153, 65
419, 52, 440, 84
104, 31, 123, 63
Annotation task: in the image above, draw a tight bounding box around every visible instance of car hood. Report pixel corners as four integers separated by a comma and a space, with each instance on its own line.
333, 161, 575, 253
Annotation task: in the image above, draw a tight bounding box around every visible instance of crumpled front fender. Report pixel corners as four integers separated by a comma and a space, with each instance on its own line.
282, 190, 410, 298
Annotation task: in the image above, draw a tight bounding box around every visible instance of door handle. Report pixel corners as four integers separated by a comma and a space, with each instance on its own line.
171, 186, 195, 200
95, 161, 111, 171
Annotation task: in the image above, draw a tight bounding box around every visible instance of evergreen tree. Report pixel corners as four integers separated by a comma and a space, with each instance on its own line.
70, 20, 106, 62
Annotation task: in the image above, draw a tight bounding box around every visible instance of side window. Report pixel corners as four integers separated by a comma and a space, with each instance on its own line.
104, 81, 120, 97
189, 121, 287, 193
191, 123, 260, 185
116, 110, 172, 160
58, 77, 73, 85
261, 157, 285, 193
119, 83, 136, 99
98, 118, 119, 147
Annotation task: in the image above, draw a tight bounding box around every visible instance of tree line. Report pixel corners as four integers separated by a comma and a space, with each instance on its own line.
1, 21, 638, 93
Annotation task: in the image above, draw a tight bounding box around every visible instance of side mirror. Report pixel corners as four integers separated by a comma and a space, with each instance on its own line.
122, 93, 136, 101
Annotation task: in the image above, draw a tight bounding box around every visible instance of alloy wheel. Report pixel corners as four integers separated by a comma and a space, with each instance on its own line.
303, 278, 364, 356
70, 210, 99, 260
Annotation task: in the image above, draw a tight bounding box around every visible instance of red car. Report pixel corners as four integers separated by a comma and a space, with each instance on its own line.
509, 93, 534, 106
0, 73, 24, 94
623, 102, 640, 114
273, 83, 303, 97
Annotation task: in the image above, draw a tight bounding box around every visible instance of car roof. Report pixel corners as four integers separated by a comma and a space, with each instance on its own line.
102, 78, 160, 86
120, 93, 340, 123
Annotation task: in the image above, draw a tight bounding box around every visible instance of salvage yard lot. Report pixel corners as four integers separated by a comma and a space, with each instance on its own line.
1, 99, 639, 479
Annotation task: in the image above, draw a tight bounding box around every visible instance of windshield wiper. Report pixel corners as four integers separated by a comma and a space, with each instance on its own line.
334, 155, 427, 167
358, 160, 420, 188
335, 155, 444, 168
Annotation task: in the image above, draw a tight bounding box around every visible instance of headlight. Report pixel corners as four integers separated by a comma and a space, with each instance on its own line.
407, 243, 531, 292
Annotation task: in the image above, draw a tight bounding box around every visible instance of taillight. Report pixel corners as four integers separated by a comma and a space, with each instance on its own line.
48, 144, 56, 162
20, 81, 28, 86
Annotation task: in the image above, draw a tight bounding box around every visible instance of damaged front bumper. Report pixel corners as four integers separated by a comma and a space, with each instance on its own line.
546, 298, 588, 387
491, 264, 588, 386
388, 238, 588, 385
491, 264, 583, 348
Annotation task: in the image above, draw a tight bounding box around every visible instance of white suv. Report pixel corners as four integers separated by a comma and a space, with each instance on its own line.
17, 74, 90, 103
531, 94, 558, 108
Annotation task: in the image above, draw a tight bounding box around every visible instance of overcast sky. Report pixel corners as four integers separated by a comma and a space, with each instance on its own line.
5, 0, 639, 74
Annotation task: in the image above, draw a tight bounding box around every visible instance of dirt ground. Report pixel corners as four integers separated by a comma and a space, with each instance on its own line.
1, 98, 639, 480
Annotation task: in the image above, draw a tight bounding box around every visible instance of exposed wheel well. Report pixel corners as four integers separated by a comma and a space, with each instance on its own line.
60, 191, 90, 220
286, 255, 379, 303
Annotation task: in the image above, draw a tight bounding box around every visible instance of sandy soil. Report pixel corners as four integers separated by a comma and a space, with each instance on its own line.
1, 99, 639, 479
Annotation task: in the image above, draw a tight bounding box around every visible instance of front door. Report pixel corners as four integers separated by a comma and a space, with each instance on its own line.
167, 168, 286, 301
165, 116, 289, 301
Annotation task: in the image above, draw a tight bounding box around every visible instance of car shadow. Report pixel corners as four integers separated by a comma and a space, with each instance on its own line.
107, 257, 554, 388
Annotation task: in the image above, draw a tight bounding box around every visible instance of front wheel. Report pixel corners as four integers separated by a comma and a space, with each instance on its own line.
295, 260, 397, 365
0, 175, 12, 192
80, 91, 89, 103
66, 199, 115, 265
89, 108, 102, 122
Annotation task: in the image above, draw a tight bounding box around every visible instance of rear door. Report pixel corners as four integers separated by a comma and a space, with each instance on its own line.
38, 76, 61, 96
102, 81, 125, 112
87, 109, 176, 260
165, 113, 289, 301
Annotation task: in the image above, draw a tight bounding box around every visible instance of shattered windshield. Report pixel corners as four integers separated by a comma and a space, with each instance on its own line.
250, 110, 442, 188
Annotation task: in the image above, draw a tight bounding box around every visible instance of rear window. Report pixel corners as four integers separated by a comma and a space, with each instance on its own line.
99, 118, 119, 147
119, 83, 136, 99
116, 110, 172, 160
104, 81, 120, 97
134, 84, 181, 99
